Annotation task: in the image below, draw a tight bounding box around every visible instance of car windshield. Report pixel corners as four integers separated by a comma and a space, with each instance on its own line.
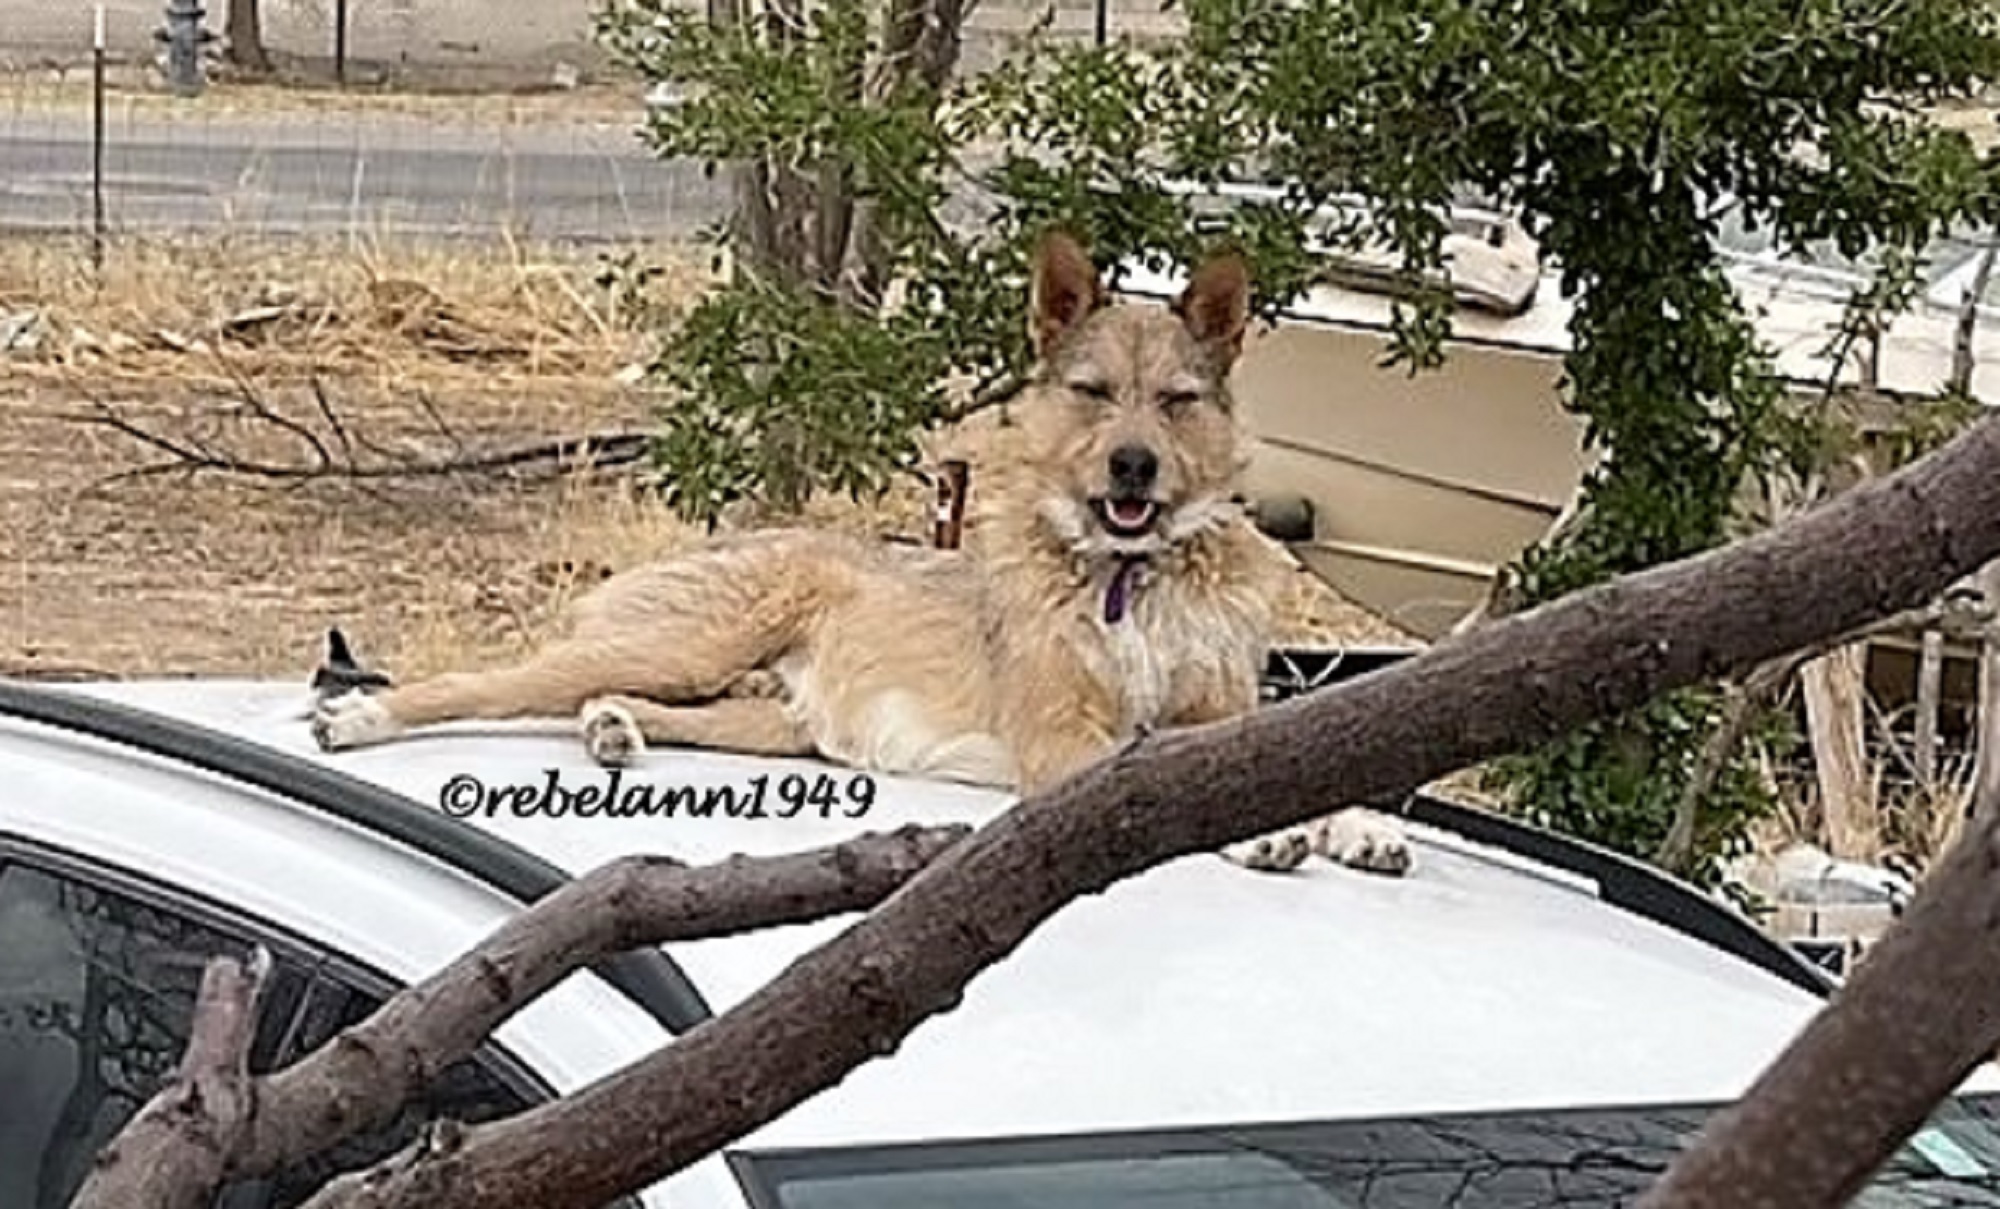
735, 1096, 2000, 1208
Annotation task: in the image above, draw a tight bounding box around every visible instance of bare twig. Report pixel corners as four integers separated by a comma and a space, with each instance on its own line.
66, 395, 654, 487
1975, 564, 2000, 814
308, 374, 361, 469
412, 387, 466, 452
954, 368, 1025, 422
224, 363, 337, 473
1655, 666, 1781, 873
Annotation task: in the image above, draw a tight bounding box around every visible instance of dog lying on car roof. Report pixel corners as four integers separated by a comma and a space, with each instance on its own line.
312, 229, 1412, 876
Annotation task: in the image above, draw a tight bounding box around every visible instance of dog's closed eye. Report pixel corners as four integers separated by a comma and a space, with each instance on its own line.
1158, 388, 1201, 414
1069, 378, 1115, 402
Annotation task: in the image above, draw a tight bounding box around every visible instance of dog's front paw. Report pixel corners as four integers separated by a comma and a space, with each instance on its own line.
1223, 827, 1313, 874
311, 690, 402, 752
1314, 808, 1413, 877
582, 698, 645, 767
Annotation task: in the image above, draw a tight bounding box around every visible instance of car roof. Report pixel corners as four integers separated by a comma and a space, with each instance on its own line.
19, 674, 1990, 1167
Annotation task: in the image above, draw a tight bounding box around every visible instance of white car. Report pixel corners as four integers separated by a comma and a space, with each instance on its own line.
5, 662, 2000, 1209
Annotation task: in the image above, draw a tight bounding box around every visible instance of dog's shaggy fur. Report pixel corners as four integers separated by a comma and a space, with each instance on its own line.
311, 231, 1410, 875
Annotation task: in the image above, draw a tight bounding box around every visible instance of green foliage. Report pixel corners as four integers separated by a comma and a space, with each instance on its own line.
597, 0, 2000, 875
1489, 688, 1801, 886
644, 274, 953, 520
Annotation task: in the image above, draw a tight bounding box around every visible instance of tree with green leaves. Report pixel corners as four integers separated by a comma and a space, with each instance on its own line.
596, 0, 2000, 880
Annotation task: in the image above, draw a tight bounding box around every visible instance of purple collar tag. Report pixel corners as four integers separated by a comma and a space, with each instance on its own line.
1104, 557, 1146, 624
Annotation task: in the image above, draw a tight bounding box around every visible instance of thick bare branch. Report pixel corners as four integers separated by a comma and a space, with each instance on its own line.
1639, 783, 2000, 1207
67, 948, 273, 1209
71, 827, 965, 1209
289, 409, 2000, 1208
232, 824, 967, 1178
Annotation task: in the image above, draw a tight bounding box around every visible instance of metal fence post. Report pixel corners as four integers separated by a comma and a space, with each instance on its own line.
93, 4, 107, 275
335, 0, 348, 84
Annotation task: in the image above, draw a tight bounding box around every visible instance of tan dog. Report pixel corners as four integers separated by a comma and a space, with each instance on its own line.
311, 231, 1410, 876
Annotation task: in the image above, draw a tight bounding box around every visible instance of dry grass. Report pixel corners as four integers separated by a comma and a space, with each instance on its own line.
1749, 732, 1979, 883
0, 230, 706, 400
1, 230, 1411, 688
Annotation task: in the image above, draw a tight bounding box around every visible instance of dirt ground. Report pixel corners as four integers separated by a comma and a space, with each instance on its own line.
0, 231, 1415, 687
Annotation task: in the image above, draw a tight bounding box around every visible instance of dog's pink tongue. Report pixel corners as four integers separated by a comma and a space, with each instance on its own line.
1110, 500, 1153, 528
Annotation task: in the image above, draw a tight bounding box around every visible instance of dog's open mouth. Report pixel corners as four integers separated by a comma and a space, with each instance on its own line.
1093, 497, 1160, 539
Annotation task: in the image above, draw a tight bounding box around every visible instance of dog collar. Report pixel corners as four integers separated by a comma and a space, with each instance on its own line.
1104, 557, 1148, 624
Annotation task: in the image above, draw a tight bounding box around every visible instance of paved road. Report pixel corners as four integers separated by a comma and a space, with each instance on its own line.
0, 110, 729, 241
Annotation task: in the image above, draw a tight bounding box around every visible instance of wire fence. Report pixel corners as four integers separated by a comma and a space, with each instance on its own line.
0, 0, 1182, 249
11, 103, 732, 246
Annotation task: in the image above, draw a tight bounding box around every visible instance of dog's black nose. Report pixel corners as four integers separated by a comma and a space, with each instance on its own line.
1108, 444, 1159, 492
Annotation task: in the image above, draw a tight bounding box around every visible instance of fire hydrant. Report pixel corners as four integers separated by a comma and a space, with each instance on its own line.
155, 0, 215, 97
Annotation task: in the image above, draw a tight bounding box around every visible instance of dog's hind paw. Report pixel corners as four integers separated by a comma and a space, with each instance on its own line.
311, 690, 402, 752
582, 698, 646, 767
1222, 827, 1313, 874
1314, 808, 1413, 877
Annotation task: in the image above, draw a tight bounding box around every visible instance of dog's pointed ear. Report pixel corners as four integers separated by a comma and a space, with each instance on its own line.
1029, 229, 1106, 357
1173, 251, 1252, 367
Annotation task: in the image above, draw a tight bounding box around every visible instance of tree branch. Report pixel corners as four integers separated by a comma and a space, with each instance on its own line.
71, 827, 966, 1209
814, 3, 866, 299
285, 408, 2000, 1208
1638, 777, 2000, 1208
1951, 235, 1999, 397
849, 0, 969, 306
66, 395, 655, 486
66, 948, 273, 1209
231, 824, 965, 1179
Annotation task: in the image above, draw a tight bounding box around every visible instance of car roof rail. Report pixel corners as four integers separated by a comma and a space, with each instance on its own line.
1261, 645, 1840, 1000
0, 677, 716, 1032
1400, 791, 1836, 998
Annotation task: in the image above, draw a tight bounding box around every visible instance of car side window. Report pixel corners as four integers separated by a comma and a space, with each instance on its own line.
0, 858, 304, 1209
246, 973, 549, 1209
0, 846, 634, 1209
